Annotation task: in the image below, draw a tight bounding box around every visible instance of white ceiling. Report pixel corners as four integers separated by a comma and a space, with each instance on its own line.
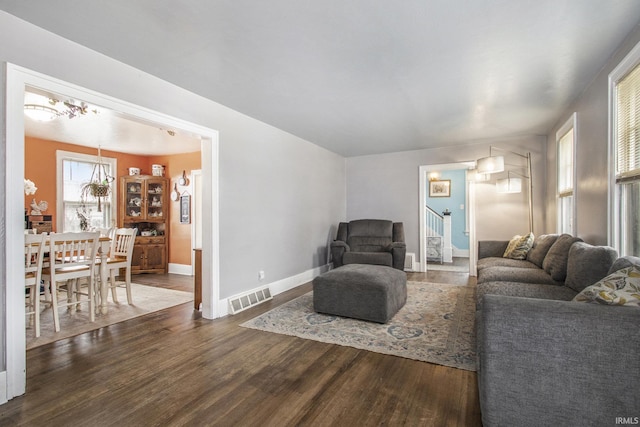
3, 1, 640, 157
23, 90, 202, 155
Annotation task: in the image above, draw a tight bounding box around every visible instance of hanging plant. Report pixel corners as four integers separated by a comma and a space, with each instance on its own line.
80, 146, 114, 212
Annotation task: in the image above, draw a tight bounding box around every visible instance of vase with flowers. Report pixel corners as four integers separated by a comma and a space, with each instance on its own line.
24, 179, 37, 195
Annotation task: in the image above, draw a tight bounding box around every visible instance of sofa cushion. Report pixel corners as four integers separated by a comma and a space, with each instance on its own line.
477, 257, 538, 270
542, 234, 583, 282
565, 242, 618, 293
608, 255, 640, 274
343, 251, 393, 267
526, 234, 559, 268
478, 240, 510, 259
573, 266, 640, 307
502, 235, 520, 257
478, 266, 560, 285
503, 233, 534, 260
346, 220, 393, 252
476, 281, 577, 308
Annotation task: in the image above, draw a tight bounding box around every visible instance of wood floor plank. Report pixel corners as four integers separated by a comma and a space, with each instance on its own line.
1, 270, 482, 426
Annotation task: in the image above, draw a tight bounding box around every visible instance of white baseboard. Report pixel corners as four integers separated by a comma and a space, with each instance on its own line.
218, 264, 332, 317
168, 263, 192, 276
268, 264, 332, 295
452, 249, 470, 257
0, 371, 7, 405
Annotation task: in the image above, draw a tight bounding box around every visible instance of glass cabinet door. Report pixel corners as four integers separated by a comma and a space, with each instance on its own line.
124, 179, 144, 221
145, 179, 166, 221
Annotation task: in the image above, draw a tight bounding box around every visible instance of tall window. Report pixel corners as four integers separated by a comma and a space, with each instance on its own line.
57, 150, 116, 232
610, 43, 640, 257
557, 114, 576, 234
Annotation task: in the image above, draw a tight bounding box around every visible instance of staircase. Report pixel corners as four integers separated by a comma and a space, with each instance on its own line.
426, 206, 453, 263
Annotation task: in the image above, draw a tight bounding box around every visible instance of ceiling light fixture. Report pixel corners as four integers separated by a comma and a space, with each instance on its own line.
23, 104, 58, 122
24, 97, 98, 122
49, 99, 94, 119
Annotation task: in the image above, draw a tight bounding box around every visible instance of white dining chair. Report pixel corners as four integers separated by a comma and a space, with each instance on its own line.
98, 227, 137, 304
92, 226, 116, 240
25, 233, 46, 337
41, 231, 100, 332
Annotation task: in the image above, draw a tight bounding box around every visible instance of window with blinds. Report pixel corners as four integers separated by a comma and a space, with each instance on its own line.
558, 128, 574, 195
556, 114, 576, 235
56, 150, 116, 232
616, 62, 640, 180
613, 56, 640, 257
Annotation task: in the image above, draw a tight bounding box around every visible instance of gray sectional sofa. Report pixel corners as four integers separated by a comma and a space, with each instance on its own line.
475, 234, 640, 426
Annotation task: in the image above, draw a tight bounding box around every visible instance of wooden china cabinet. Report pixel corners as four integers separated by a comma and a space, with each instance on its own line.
119, 175, 169, 274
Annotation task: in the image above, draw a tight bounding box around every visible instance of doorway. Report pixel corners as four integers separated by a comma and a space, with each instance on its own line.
418, 162, 476, 274
3, 64, 220, 401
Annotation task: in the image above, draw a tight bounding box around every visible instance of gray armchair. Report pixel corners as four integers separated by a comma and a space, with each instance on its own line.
330, 219, 406, 270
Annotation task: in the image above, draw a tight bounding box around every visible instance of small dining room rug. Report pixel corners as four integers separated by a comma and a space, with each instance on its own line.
26, 283, 193, 349
241, 281, 477, 371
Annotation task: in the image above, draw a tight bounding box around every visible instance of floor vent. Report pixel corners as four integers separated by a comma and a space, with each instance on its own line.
404, 252, 416, 271
229, 287, 272, 314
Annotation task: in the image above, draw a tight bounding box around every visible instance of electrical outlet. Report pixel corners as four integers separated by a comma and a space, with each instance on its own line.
258, 270, 265, 281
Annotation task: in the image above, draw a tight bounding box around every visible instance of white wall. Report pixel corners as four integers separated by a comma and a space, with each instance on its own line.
545, 24, 640, 245
346, 136, 547, 256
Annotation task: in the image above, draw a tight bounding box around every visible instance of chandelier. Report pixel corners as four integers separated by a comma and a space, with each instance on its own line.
24, 97, 99, 122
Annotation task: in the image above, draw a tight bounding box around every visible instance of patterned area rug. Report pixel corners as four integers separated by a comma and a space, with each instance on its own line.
241, 281, 477, 371
27, 283, 193, 350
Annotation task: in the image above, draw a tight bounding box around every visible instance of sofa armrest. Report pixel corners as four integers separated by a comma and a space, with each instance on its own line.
478, 295, 640, 427
387, 242, 406, 270
330, 240, 349, 268
478, 240, 509, 259
385, 242, 406, 251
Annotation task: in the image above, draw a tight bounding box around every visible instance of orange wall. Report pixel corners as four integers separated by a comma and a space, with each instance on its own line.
150, 152, 202, 266
25, 137, 201, 266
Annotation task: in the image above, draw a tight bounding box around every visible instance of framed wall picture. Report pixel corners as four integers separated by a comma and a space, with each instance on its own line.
429, 179, 451, 197
180, 194, 191, 224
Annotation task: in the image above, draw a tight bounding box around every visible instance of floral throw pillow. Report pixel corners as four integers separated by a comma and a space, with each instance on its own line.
573, 266, 640, 307
503, 233, 534, 260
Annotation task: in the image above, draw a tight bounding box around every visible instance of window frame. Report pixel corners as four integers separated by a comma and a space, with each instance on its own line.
56, 150, 117, 232
608, 40, 640, 253
556, 113, 577, 234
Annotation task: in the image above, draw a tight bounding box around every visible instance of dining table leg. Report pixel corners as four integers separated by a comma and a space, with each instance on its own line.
99, 238, 110, 315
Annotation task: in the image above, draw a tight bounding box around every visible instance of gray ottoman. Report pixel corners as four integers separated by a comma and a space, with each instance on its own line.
313, 264, 407, 323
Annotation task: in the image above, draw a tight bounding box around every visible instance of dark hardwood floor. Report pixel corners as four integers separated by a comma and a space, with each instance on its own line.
1, 271, 481, 426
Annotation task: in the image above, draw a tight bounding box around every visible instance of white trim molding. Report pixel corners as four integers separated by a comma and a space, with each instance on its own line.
218, 264, 332, 318
608, 40, 640, 251
3, 63, 220, 403
168, 263, 193, 276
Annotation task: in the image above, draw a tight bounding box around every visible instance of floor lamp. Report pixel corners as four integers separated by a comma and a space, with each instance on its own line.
476, 147, 533, 234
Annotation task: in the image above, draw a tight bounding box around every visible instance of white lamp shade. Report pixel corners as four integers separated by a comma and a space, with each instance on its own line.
468, 168, 490, 182
476, 155, 504, 174
496, 177, 522, 193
